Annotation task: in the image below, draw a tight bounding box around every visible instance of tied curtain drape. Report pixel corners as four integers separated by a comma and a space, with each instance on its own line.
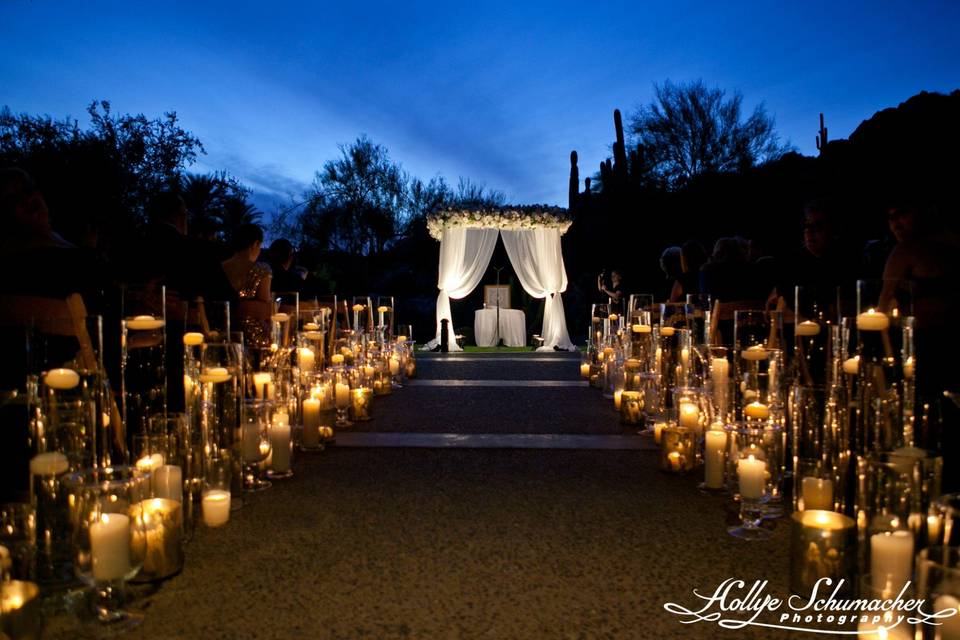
499, 228, 575, 352
423, 227, 500, 352
425, 226, 575, 352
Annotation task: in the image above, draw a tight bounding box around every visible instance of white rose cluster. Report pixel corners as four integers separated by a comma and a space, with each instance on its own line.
426, 205, 572, 240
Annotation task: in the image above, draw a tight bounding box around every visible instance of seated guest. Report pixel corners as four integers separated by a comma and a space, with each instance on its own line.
133, 191, 236, 304
669, 241, 707, 302
267, 238, 302, 293
0, 168, 106, 310
222, 224, 272, 346
658, 247, 682, 301
699, 237, 766, 303
773, 199, 859, 309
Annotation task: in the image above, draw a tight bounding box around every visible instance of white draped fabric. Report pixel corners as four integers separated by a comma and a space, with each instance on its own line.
499, 228, 576, 352
423, 227, 500, 352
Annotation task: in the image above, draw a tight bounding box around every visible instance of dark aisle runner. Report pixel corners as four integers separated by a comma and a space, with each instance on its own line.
344, 352, 655, 448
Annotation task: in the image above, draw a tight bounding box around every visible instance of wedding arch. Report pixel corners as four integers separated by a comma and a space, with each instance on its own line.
422, 206, 577, 352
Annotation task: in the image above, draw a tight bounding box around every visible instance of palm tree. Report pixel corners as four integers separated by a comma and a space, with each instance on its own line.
218, 194, 262, 242
181, 172, 227, 230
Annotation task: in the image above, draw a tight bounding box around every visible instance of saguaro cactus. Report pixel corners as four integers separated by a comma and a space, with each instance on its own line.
569, 150, 579, 210
816, 113, 828, 154
613, 109, 628, 182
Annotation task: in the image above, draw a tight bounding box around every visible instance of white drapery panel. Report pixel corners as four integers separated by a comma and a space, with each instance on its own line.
423, 226, 500, 351
499, 228, 576, 351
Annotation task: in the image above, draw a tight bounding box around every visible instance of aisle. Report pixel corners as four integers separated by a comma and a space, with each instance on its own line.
347, 352, 634, 440
45, 353, 796, 640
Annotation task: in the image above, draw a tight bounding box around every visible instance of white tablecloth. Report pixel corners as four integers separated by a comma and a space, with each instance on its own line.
474, 308, 526, 347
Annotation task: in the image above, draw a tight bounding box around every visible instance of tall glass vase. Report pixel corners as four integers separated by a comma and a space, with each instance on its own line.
199, 342, 243, 510
121, 284, 168, 454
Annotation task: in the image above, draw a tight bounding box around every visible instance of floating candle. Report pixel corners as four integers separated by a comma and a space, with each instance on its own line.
199, 367, 231, 384
183, 332, 204, 346
44, 368, 80, 390
744, 401, 770, 420
659, 326, 675, 337
126, 315, 165, 330
795, 320, 821, 336
29, 451, 69, 476
857, 309, 890, 331
843, 356, 860, 375
631, 324, 652, 334
331, 354, 345, 366
741, 345, 768, 361
270, 313, 290, 323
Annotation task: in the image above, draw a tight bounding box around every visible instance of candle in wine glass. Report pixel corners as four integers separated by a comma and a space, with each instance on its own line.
252, 372, 274, 399
737, 455, 767, 500
90, 513, 131, 581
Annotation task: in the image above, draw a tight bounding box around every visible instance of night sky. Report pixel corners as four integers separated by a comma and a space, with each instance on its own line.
3, 0, 958, 212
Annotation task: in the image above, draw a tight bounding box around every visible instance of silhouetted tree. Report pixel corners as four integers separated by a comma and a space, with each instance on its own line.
627, 80, 790, 189
297, 135, 408, 256
0, 100, 203, 247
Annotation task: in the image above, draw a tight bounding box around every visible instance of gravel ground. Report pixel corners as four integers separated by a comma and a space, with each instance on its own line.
42, 353, 804, 640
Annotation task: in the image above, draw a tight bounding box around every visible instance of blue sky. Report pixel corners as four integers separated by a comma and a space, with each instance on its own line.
2, 1, 958, 212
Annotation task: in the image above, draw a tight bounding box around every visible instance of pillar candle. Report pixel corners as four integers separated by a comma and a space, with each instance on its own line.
302, 397, 321, 448
843, 356, 860, 375
653, 421, 666, 444
679, 402, 700, 429
298, 348, 315, 373
331, 354, 344, 366
614, 389, 623, 410
737, 456, 767, 499
153, 465, 182, 503
580, 363, 591, 378
801, 476, 833, 511
903, 357, 915, 379
704, 429, 727, 489
389, 357, 400, 376
335, 382, 350, 409
241, 420, 263, 462
201, 490, 230, 527
90, 513, 131, 581
870, 530, 914, 592
270, 418, 291, 472
933, 595, 960, 640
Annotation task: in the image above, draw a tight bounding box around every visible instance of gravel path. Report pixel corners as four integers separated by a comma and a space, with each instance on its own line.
44, 352, 800, 640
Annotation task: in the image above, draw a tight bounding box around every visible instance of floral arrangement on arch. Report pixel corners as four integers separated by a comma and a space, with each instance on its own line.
426, 205, 572, 240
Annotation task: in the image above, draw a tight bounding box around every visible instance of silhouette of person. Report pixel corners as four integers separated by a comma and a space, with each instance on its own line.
670, 241, 707, 302
267, 238, 302, 293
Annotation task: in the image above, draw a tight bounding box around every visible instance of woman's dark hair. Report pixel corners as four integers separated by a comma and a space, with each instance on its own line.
232, 223, 263, 253
0, 167, 36, 220
680, 241, 707, 273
